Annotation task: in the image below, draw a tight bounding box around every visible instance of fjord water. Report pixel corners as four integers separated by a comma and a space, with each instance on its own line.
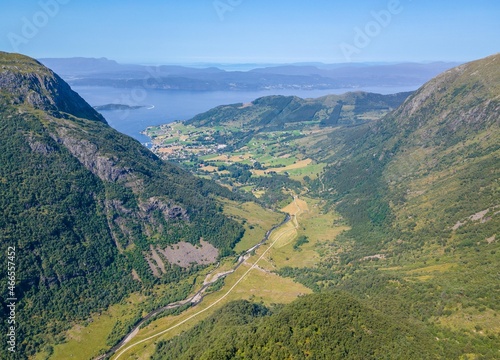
73, 85, 418, 144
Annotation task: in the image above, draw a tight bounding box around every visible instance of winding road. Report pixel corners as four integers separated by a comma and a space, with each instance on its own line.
99, 213, 291, 360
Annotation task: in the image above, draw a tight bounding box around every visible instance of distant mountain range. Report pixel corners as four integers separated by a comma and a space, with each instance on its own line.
39, 57, 460, 91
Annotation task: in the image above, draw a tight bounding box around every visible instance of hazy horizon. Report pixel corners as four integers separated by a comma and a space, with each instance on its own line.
36, 56, 465, 69
1, 0, 498, 65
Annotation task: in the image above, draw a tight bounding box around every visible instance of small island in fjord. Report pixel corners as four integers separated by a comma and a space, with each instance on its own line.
94, 103, 148, 111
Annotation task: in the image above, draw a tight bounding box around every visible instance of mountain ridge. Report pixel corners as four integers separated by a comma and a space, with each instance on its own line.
38, 57, 458, 91
186, 91, 412, 131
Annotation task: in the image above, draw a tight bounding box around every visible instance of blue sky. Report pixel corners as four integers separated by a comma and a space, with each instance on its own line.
0, 0, 499, 64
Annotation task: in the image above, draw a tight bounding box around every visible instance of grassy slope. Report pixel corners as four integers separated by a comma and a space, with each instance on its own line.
303, 55, 500, 357
222, 200, 284, 253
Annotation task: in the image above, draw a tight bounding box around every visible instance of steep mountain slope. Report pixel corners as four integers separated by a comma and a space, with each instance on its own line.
297, 55, 500, 357
320, 54, 499, 254
0, 52, 243, 356
0, 53, 106, 122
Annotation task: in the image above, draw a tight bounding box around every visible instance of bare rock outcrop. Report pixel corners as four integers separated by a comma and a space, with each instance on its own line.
139, 197, 189, 221
53, 132, 131, 183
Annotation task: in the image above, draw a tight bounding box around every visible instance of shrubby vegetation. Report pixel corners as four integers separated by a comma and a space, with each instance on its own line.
293, 235, 309, 251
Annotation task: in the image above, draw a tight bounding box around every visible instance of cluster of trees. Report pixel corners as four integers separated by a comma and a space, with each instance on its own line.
206, 161, 302, 209
152, 292, 440, 359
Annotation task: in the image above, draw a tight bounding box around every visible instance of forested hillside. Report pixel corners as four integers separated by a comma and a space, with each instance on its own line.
0, 52, 244, 356
153, 293, 439, 360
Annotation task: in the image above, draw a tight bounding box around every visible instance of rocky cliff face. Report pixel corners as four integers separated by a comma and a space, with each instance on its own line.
54, 130, 132, 182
